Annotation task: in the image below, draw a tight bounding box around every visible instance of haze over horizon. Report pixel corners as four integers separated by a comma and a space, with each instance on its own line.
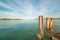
0, 0, 60, 19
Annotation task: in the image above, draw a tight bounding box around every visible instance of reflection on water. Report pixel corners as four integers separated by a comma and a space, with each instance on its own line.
45, 20, 60, 40
0, 20, 38, 40
0, 20, 60, 40
52, 20, 60, 33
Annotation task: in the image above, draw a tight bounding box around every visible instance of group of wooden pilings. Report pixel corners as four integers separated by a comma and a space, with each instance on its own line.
36, 16, 54, 40
46, 17, 54, 31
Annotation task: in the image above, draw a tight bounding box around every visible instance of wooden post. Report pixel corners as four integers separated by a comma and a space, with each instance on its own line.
52, 36, 58, 40
39, 16, 44, 37
50, 18, 54, 30
46, 18, 51, 30
46, 18, 54, 31
46, 18, 54, 40
36, 16, 44, 40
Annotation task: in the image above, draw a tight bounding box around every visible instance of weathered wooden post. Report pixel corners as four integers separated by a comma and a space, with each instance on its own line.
46, 18, 54, 31
52, 33, 60, 40
36, 16, 44, 40
46, 18, 54, 40
52, 36, 58, 40
46, 18, 51, 31
50, 18, 54, 31
39, 16, 44, 37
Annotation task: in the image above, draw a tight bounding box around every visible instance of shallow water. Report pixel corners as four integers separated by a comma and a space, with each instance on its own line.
0, 20, 60, 40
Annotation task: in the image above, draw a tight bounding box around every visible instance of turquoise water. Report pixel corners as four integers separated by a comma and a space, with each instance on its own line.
0, 20, 38, 40
53, 20, 60, 33
0, 20, 60, 40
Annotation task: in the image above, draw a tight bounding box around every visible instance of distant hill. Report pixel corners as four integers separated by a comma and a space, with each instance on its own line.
53, 18, 60, 20
33, 18, 60, 20
0, 18, 23, 20
0, 18, 60, 20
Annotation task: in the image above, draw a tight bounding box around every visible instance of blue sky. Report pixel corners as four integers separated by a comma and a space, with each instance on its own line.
0, 0, 60, 19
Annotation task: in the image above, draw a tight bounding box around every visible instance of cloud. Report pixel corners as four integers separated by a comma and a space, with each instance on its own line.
13, 0, 34, 16
0, 2, 13, 10
0, 0, 60, 19
37, 0, 49, 16
52, 12, 60, 18
0, 11, 21, 18
37, 0, 60, 17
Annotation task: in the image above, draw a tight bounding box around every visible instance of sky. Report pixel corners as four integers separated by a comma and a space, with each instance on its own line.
0, 0, 60, 19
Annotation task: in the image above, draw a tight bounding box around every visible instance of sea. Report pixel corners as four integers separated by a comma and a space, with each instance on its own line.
0, 20, 60, 40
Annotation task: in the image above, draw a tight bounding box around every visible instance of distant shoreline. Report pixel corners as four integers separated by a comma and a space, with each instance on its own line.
0, 18, 60, 20
0, 19, 23, 20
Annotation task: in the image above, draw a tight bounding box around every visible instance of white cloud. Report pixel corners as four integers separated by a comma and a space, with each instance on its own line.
38, 7, 48, 16
0, 11, 21, 18
0, 2, 13, 9
0, 0, 34, 18
0, 0, 60, 19
38, 6, 48, 15
38, 0, 54, 16
53, 12, 60, 18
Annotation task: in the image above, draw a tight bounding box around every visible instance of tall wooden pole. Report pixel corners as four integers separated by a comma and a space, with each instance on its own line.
36, 16, 44, 40
46, 18, 54, 40
50, 18, 54, 30
46, 18, 51, 30
46, 18, 54, 31
46, 18, 52, 40
39, 16, 44, 37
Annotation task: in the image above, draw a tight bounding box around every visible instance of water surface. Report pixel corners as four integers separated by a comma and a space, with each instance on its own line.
0, 20, 60, 40
0, 20, 38, 40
